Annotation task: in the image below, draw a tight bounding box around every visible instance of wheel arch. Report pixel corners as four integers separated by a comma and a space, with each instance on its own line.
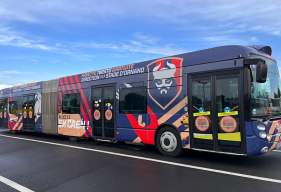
154, 123, 181, 147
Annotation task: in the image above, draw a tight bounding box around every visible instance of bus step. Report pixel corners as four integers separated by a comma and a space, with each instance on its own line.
95, 138, 117, 143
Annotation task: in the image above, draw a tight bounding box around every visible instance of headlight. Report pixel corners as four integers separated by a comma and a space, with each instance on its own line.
259, 130, 267, 138
266, 133, 271, 140
257, 124, 265, 130
261, 146, 268, 154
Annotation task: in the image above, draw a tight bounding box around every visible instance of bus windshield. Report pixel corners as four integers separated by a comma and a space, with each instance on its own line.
250, 54, 281, 118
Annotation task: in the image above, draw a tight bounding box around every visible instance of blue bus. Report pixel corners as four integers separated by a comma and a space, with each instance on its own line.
0, 45, 280, 156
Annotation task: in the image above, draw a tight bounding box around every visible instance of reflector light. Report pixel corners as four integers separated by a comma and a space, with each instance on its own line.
259, 130, 267, 138
257, 124, 265, 130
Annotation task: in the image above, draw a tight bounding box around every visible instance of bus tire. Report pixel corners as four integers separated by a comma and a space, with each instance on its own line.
156, 127, 183, 157
68, 136, 79, 142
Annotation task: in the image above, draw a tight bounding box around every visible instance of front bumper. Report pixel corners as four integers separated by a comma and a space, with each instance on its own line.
246, 133, 281, 156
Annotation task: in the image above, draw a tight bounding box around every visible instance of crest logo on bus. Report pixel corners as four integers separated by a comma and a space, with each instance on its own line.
147, 57, 183, 110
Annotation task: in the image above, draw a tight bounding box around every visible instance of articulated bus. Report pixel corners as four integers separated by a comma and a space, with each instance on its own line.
0, 45, 281, 157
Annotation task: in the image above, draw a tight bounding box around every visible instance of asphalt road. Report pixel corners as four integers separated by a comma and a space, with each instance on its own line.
0, 129, 280, 192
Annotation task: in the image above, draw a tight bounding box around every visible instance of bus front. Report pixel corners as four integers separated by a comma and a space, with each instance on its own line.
246, 52, 281, 155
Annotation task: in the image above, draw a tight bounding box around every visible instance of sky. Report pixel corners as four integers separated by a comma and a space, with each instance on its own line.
1, 0, 281, 89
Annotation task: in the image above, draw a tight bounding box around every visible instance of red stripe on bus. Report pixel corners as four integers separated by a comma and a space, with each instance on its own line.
126, 114, 143, 129
80, 104, 89, 137
156, 60, 164, 71
146, 106, 158, 129
134, 129, 149, 144
12, 121, 15, 130
9, 92, 12, 101
264, 53, 271, 59
58, 91, 62, 103
74, 75, 92, 119
64, 77, 72, 94
59, 78, 66, 94
69, 76, 78, 93
126, 106, 158, 130
9, 121, 12, 130
147, 130, 155, 145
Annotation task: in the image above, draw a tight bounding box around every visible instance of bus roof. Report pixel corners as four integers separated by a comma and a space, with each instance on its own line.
0, 45, 274, 94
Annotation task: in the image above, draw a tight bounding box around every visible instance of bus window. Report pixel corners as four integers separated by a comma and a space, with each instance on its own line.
191, 79, 213, 146
216, 77, 240, 147
62, 93, 81, 114
119, 87, 147, 114
9, 101, 18, 114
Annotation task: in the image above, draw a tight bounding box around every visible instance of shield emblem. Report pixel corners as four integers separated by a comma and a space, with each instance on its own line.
147, 57, 183, 110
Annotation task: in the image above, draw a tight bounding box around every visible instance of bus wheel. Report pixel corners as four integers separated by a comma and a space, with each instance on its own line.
156, 127, 183, 157
68, 136, 79, 142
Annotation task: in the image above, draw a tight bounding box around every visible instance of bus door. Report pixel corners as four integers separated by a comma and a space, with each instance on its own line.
0, 100, 3, 128
23, 95, 35, 131
3, 99, 8, 129
189, 72, 243, 152
91, 85, 116, 141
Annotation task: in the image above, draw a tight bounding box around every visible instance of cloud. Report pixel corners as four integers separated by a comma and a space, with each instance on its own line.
0, 84, 12, 89
251, 37, 258, 42
0, 0, 280, 36
0, 24, 56, 51
0, 70, 35, 76
0, 34, 55, 50
133, 33, 159, 44
120, 42, 186, 55
203, 36, 244, 45
74, 39, 186, 56
2, 70, 20, 74
202, 34, 259, 46
72, 31, 186, 56
0, 24, 97, 62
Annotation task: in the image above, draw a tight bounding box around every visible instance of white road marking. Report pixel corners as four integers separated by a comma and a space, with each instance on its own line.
273, 150, 281, 153
1, 134, 281, 184
0, 175, 34, 192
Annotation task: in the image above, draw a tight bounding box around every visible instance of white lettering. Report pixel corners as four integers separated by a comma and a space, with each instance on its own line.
62, 120, 67, 127
58, 120, 62, 127
67, 120, 72, 128
71, 120, 75, 128
76, 121, 80, 129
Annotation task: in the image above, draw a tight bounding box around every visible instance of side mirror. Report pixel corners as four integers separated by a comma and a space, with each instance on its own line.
256, 61, 268, 83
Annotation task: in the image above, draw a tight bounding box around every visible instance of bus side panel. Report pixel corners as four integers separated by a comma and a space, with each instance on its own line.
116, 73, 149, 143
8, 82, 43, 132
57, 76, 91, 138
116, 57, 189, 146
34, 91, 42, 133
8, 96, 20, 131
117, 128, 144, 143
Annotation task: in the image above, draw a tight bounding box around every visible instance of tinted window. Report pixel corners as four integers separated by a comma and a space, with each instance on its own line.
119, 87, 147, 114
250, 54, 281, 117
9, 101, 18, 114
62, 93, 81, 114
